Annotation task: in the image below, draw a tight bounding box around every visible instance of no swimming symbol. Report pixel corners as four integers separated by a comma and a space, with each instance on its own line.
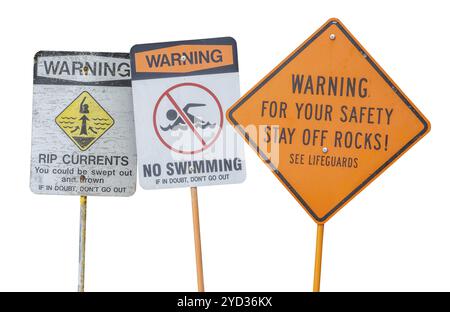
153, 83, 223, 154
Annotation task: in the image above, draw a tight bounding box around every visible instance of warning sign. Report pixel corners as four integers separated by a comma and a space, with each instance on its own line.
227, 19, 430, 223
55, 91, 114, 151
30, 51, 137, 196
131, 37, 246, 189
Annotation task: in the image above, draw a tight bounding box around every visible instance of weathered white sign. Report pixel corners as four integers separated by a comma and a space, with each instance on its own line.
130, 37, 246, 189
30, 51, 137, 196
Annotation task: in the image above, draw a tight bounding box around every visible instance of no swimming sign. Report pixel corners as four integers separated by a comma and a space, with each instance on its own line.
130, 37, 246, 189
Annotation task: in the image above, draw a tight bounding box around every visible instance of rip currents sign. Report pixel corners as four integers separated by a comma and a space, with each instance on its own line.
30, 51, 137, 196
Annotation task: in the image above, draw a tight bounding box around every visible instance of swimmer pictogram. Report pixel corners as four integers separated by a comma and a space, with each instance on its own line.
160, 103, 216, 131
55, 91, 114, 151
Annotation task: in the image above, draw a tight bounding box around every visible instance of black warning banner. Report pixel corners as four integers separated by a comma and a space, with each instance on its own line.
34, 51, 131, 87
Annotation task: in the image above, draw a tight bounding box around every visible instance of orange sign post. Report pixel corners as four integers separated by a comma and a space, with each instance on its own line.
227, 18, 430, 291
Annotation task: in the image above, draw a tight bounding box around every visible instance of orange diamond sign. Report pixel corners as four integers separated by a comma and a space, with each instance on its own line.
227, 18, 430, 224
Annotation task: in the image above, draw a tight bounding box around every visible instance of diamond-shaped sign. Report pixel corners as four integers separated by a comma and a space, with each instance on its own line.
55, 91, 114, 151
227, 18, 430, 224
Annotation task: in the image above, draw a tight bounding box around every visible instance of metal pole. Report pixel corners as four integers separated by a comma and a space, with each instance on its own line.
78, 195, 87, 292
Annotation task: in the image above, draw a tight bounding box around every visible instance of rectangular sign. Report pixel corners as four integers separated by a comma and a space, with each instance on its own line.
130, 37, 246, 189
30, 51, 137, 196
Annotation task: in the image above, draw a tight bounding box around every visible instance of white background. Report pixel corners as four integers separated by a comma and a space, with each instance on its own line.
0, 0, 447, 291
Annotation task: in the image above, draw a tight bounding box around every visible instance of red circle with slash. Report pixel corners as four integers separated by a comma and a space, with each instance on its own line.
153, 82, 224, 154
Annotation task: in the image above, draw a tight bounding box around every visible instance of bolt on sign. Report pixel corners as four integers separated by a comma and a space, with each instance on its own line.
30, 51, 137, 196
130, 37, 246, 189
227, 19, 430, 224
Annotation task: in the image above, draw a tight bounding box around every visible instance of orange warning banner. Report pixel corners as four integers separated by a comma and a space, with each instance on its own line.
134, 44, 234, 74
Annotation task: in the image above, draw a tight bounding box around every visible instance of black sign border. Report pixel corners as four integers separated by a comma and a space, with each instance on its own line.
228, 19, 429, 223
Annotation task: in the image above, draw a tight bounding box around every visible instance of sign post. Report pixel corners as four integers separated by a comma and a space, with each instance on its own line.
78, 195, 87, 292
190, 187, 204, 292
30, 51, 137, 291
313, 224, 324, 292
130, 38, 246, 291
227, 19, 430, 291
